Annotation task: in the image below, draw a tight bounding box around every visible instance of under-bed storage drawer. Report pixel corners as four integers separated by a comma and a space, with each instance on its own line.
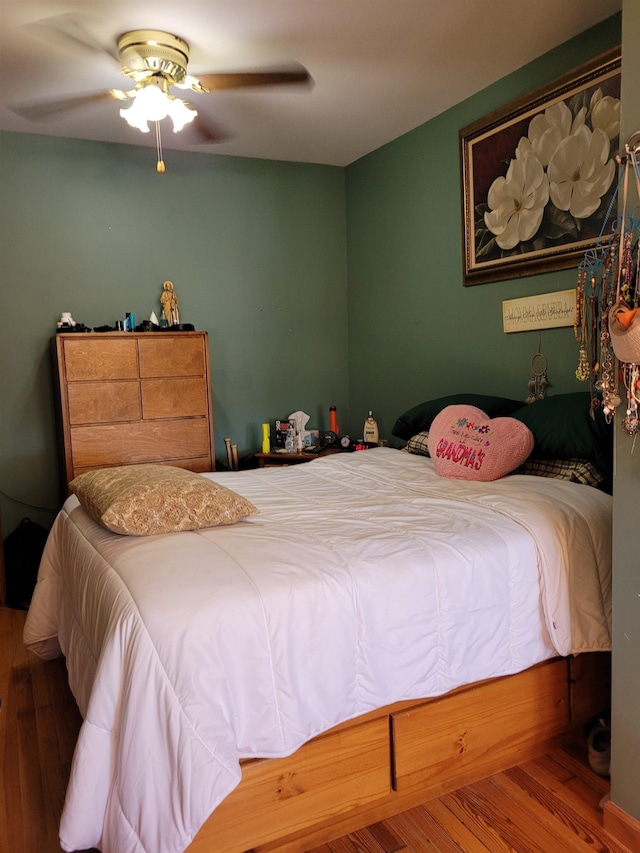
195, 717, 390, 853
391, 659, 569, 797
569, 651, 611, 724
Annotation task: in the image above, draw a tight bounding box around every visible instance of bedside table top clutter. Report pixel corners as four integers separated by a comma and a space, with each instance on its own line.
257, 408, 381, 467
255, 448, 340, 468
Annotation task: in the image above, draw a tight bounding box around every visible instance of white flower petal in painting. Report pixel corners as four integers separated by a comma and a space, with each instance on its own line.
590, 89, 621, 141
484, 153, 549, 250
526, 101, 585, 166
514, 136, 535, 161
548, 125, 615, 219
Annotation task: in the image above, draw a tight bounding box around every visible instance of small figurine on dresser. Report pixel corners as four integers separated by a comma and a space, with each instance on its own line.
160, 280, 180, 327
57, 312, 76, 329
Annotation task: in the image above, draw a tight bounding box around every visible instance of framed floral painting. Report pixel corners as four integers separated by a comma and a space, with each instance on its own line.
460, 48, 621, 286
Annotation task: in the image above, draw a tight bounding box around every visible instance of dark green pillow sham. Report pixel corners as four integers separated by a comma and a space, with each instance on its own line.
511, 392, 612, 490
392, 393, 523, 441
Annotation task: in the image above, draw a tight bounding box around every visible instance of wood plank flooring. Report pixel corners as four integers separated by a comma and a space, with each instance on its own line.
1, 606, 627, 853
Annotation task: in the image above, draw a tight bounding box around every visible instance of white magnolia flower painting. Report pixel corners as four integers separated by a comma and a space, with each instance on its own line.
461, 51, 621, 285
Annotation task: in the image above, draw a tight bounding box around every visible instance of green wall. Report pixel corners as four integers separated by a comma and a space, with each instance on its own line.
345, 16, 622, 444
0, 135, 348, 532
0, 15, 625, 551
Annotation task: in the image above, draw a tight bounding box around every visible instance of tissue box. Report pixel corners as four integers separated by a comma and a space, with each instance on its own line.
305, 429, 320, 448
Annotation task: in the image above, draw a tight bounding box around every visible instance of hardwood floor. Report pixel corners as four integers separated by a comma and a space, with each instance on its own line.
1, 606, 627, 853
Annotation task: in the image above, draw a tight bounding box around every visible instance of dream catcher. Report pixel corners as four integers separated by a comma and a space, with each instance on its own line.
525, 339, 550, 404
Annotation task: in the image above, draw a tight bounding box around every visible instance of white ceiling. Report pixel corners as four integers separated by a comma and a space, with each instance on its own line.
0, 0, 622, 167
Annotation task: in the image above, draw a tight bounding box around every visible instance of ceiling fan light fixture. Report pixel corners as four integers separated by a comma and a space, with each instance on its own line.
166, 97, 198, 133
117, 30, 190, 84
119, 79, 197, 133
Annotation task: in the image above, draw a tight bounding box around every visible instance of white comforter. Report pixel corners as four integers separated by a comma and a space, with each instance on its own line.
23, 448, 612, 853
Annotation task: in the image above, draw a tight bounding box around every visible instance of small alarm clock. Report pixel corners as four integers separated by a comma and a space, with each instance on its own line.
323, 430, 338, 447
339, 434, 352, 450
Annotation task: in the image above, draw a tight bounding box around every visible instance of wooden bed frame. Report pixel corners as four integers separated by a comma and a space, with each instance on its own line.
49, 332, 611, 853
190, 652, 610, 852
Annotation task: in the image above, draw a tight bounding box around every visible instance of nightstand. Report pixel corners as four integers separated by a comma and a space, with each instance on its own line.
255, 448, 340, 468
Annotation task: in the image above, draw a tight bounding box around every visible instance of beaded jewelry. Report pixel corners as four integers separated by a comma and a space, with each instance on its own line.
574, 267, 591, 382
573, 135, 640, 425
622, 363, 640, 436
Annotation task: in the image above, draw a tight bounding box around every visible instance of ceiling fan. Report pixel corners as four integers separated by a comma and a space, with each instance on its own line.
12, 22, 312, 168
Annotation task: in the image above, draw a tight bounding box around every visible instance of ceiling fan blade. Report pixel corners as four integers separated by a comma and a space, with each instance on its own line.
23, 13, 119, 62
186, 113, 231, 145
10, 91, 120, 122
196, 66, 311, 92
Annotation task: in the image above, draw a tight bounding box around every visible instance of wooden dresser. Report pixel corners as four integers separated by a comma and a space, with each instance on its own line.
52, 331, 215, 495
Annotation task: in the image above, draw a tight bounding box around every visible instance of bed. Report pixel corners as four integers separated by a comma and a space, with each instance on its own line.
24, 386, 613, 853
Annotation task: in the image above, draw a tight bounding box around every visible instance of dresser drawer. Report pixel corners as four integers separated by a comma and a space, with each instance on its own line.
138, 336, 206, 377
62, 337, 139, 381
67, 381, 141, 425
70, 419, 212, 469
72, 457, 213, 479
141, 377, 208, 419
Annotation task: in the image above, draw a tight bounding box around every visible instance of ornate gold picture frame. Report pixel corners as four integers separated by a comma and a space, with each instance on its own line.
460, 48, 621, 286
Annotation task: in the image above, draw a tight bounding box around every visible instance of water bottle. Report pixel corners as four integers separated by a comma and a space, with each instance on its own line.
285, 420, 295, 453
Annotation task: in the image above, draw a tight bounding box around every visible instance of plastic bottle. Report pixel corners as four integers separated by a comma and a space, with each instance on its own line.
363, 411, 379, 445
285, 421, 295, 453
329, 405, 339, 434
261, 423, 271, 454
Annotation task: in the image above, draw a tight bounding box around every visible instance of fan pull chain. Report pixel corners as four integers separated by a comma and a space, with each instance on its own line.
155, 121, 165, 173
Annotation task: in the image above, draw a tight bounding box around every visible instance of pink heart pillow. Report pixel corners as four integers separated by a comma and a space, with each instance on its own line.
427, 405, 534, 482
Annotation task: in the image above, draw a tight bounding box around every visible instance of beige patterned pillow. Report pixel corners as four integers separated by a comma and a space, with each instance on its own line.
70, 464, 258, 535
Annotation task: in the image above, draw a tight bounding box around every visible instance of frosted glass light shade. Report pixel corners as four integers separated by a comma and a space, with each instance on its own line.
120, 83, 197, 133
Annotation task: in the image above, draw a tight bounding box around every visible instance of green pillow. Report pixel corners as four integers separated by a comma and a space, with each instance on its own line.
392, 393, 523, 440
511, 393, 613, 489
